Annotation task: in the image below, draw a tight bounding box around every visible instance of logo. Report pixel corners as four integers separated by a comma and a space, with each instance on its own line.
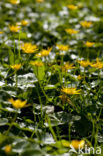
69, 145, 77, 154
69, 145, 101, 155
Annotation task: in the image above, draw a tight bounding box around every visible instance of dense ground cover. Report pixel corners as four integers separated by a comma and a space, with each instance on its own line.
0, 0, 103, 155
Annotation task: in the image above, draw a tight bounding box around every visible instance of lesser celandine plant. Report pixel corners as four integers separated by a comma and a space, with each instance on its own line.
0, 0, 103, 155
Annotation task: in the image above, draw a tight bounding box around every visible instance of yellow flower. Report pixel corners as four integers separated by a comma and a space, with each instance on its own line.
80, 21, 92, 28
61, 140, 85, 149
65, 29, 79, 35
9, 0, 20, 4
0, 31, 3, 34
9, 25, 20, 32
85, 41, 95, 47
8, 98, 27, 109
21, 20, 28, 26
10, 64, 21, 70
70, 140, 85, 149
78, 60, 90, 67
61, 88, 81, 95
56, 44, 69, 51
67, 4, 78, 10
77, 75, 82, 80
36, 48, 52, 57
36, 0, 44, 2
62, 62, 75, 71
21, 43, 38, 53
90, 58, 103, 69
4, 145, 12, 154
30, 60, 44, 67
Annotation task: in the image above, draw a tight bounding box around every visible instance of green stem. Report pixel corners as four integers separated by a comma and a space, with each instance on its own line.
18, 31, 21, 61
46, 115, 57, 142
15, 72, 18, 88
5, 112, 17, 136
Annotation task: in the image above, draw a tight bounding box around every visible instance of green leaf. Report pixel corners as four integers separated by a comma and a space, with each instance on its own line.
9, 50, 14, 65
14, 32, 27, 39
0, 133, 6, 144
21, 149, 44, 156
0, 118, 8, 126
44, 85, 56, 90
33, 66, 45, 81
